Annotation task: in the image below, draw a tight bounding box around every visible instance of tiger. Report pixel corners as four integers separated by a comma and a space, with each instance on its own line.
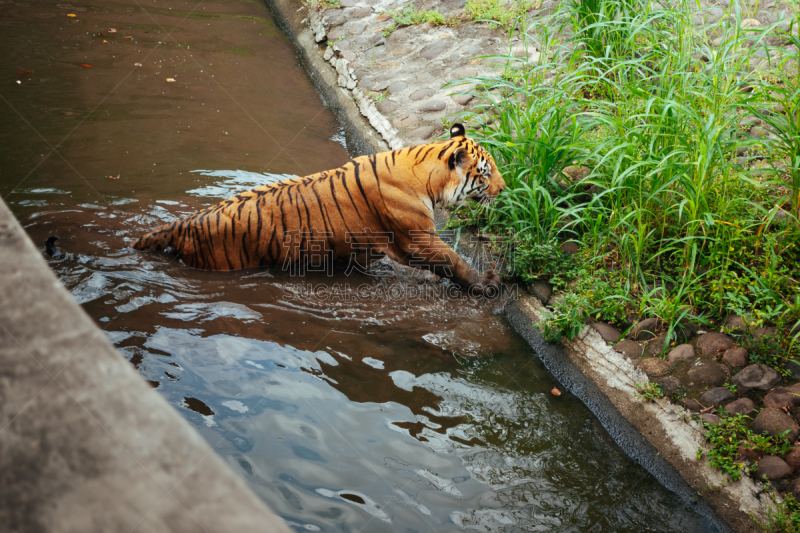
131, 123, 506, 296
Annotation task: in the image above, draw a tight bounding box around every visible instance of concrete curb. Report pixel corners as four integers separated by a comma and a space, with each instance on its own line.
506, 295, 775, 533
0, 197, 291, 533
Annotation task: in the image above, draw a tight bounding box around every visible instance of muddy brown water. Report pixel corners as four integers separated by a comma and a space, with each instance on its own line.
1, 0, 717, 530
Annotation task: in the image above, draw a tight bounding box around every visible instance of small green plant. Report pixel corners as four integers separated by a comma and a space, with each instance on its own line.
303, 0, 340, 10
371, 91, 388, 103
326, 35, 345, 48
757, 491, 800, 532
382, 5, 459, 36
724, 383, 737, 394
466, 0, 537, 28
636, 382, 664, 401
540, 292, 588, 342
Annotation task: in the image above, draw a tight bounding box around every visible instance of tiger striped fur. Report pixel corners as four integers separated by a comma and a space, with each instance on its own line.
131, 123, 506, 295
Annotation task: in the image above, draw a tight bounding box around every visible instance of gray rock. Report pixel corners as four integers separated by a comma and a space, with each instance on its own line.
375, 99, 398, 115
590, 322, 622, 343
722, 347, 748, 367
683, 398, 702, 412
613, 340, 643, 359
787, 477, 800, 501
631, 318, 660, 341
419, 39, 451, 60
788, 360, 800, 380
723, 314, 747, 333
386, 81, 408, 94
408, 126, 436, 140
646, 333, 669, 357
687, 362, 727, 387
529, 280, 553, 305
701, 413, 721, 425
418, 100, 446, 112
340, 50, 357, 61
696, 332, 734, 358
409, 88, 435, 101
638, 358, 671, 378
751, 408, 800, 441
657, 376, 683, 393
357, 76, 373, 89
755, 456, 793, 481
731, 364, 781, 392
451, 94, 474, 106
723, 398, 755, 416
559, 241, 578, 254
339, 0, 355, 6
668, 344, 695, 364
700, 387, 735, 406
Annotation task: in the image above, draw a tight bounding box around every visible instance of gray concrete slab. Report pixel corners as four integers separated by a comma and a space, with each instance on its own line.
0, 197, 291, 533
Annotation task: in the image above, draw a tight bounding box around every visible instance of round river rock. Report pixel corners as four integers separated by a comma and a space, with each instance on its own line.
613, 340, 643, 359
638, 358, 671, 378
687, 361, 727, 387
731, 363, 781, 392
723, 397, 755, 416
590, 322, 621, 343
630, 318, 659, 341
755, 456, 793, 481
696, 332, 734, 358
722, 347, 748, 367
751, 408, 800, 442
668, 343, 695, 363
700, 387, 734, 406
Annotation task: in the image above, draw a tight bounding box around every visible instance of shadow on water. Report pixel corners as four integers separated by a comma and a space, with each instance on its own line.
0, 0, 717, 530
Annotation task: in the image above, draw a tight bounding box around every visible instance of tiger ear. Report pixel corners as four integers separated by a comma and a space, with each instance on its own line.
448, 148, 470, 170
449, 123, 466, 138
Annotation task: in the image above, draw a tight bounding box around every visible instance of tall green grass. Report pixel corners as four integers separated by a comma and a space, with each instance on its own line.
448, 0, 800, 343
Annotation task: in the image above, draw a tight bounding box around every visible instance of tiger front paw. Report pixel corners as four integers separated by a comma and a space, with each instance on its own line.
467, 269, 502, 298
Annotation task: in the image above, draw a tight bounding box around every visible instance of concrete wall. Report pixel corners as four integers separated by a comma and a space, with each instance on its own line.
0, 197, 291, 533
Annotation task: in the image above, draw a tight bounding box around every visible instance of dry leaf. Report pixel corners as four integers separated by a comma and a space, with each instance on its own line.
18, 70, 31, 76
124, 35, 132, 39
67, 13, 77, 17
551, 387, 561, 396
80, 63, 94, 68
133, 62, 142, 67
166, 78, 175, 82
103, 40, 108, 44
108, 174, 120, 180
700, 406, 716, 414
108, 28, 117, 33
376, 13, 391, 21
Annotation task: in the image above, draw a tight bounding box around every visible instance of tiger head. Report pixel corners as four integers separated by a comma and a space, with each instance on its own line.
441, 123, 505, 207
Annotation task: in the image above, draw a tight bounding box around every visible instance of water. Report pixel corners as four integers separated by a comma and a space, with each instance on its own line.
0, 0, 716, 530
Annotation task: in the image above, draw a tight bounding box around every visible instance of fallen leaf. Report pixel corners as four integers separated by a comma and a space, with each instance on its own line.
108, 27, 117, 33
166, 78, 175, 82
133, 62, 142, 67
551, 387, 561, 396
80, 63, 94, 68
103, 39, 108, 44
118, 26, 122, 29
108, 174, 120, 180
124, 35, 132, 39
97, 32, 103, 36
376, 13, 390, 21
67, 13, 76, 17
18, 70, 31, 76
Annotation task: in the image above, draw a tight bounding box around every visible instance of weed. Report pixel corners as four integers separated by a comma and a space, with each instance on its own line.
466, 0, 538, 28
303, 0, 341, 10
636, 382, 664, 401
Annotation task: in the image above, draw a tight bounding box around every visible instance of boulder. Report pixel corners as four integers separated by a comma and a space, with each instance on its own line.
784, 447, 800, 472
723, 398, 755, 416
630, 318, 660, 341
700, 387, 735, 406
668, 344, 695, 364
590, 322, 621, 343
638, 358, 671, 378
787, 477, 800, 501
613, 340, 643, 359
657, 376, 683, 394
683, 398, 702, 412
529, 280, 553, 305
751, 408, 800, 442
763, 388, 800, 410
722, 347, 748, 367
696, 332, 734, 358
701, 413, 721, 425
646, 333, 669, 357
731, 364, 782, 392
723, 314, 747, 333
687, 362, 727, 387
755, 456, 793, 481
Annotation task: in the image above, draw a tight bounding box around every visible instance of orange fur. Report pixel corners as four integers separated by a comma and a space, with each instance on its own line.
131, 124, 506, 294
